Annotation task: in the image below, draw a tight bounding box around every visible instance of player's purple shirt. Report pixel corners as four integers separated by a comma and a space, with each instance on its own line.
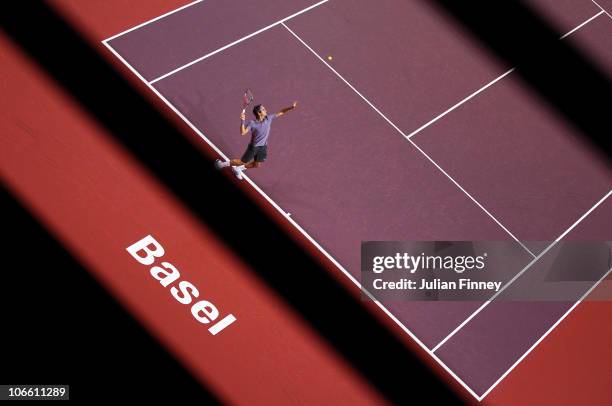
246, 113, 277, 147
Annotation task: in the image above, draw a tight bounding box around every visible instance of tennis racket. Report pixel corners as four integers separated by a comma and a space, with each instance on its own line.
242, 89, 254, 114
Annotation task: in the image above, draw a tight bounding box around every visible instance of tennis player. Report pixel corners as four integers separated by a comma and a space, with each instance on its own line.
215, 102, 298, 179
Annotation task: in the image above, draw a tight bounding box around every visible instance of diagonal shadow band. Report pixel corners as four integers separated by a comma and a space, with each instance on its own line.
0, 2, 464, 404
427, 0, 612, 167
1, 185, 223, 403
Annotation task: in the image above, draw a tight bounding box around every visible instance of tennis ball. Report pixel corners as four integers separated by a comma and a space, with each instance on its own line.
327, 55, 333, 61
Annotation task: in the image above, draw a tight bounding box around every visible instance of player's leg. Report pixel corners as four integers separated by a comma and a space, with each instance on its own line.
248, 146, 266, 168
215, 145, 254, 171
229, 145, 257, 179
232, 146, 264, 171
215, 145, 265, 179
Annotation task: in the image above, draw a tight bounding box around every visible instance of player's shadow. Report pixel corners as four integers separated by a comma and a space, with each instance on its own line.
0, 3, 465, 404
426, 0, 612, 166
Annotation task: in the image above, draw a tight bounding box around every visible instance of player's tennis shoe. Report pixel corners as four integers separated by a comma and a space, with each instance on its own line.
231, 166, 244, 180
214, 159, 227, 170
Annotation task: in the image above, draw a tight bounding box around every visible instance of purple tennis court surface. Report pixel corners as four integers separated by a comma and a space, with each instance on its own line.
104, 0, 612, 399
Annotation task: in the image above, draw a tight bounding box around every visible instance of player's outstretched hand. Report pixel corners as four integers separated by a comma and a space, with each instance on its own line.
292, 101, 298, 108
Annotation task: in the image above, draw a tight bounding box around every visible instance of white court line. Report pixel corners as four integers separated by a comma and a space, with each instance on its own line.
104, 0, 205, 42
282, 14, 610, 357
409, 10, 603, 140
560, 10, 604, 39
281, 22, 536, 259
282, 14, 607, 397
149, 0, 329, 84
103, 5, 606, 400
479, 264, 612, 400
102, 38, 482, 401
428, 7, 607, 350
591, 1, 612, 21
432, 190, 612, 353
405, 68, 514, 139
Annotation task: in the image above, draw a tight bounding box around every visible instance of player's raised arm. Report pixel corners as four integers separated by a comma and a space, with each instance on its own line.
240, 111, 249, 135
276, 101, 298, 117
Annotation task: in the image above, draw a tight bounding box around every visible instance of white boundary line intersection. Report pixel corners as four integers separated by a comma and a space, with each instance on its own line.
102, 2, 610, 400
